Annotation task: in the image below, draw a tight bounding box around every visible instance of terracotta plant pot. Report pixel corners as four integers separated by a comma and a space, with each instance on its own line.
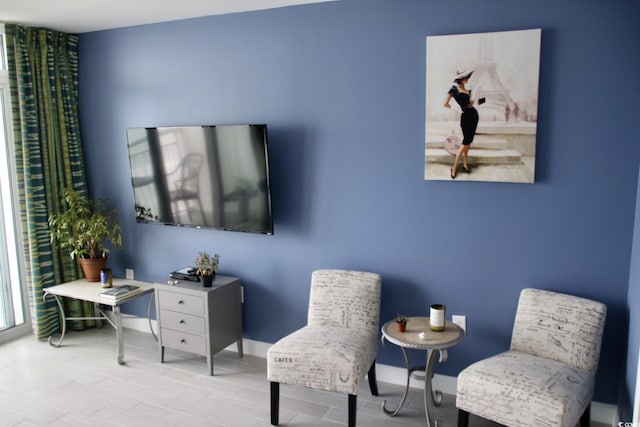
397, 322, 407, 333
79, 257, 107, 282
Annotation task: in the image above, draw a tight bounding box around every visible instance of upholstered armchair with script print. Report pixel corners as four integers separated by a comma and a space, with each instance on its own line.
456, 288, 607, 427
267, 269, 382, 427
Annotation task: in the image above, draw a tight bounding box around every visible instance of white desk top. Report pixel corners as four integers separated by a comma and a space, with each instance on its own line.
44, 278, 155, 306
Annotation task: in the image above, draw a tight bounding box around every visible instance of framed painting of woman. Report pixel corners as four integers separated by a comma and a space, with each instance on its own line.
425, 29, 541, 183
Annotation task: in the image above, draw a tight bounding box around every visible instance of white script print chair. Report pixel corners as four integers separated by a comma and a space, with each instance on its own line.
267, 269, 382, 427
456, 288, 607, 427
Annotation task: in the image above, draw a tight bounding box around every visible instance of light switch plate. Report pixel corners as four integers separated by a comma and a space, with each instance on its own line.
452, 314, 466, 332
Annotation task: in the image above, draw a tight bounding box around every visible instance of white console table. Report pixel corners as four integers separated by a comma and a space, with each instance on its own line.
155, 275, 243, 375
43, 278, 155, 364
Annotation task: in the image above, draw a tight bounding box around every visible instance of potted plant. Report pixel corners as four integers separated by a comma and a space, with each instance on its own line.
396, 314, 408, 332
48, 188, 123, 282
194, 251, 220, 287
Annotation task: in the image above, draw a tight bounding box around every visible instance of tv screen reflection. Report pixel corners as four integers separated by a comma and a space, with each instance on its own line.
126, 125, 273, 234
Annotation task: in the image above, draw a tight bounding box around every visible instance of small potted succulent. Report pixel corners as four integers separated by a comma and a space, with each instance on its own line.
396, 314, 408, 333
194, 251, 220, 287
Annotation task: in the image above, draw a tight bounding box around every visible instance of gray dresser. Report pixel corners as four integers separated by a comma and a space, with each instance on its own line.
154, 275, 243, 375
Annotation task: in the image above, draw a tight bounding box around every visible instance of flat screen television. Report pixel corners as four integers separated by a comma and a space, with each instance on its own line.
125, 124, 273, 234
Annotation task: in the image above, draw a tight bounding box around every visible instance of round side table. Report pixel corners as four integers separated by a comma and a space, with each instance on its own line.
381, 316, 465, 427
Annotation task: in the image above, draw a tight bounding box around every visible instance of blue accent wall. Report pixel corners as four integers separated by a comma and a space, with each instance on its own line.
78, 0, 640, 404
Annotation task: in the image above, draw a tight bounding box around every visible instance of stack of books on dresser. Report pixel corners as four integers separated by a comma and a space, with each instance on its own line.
99, 284, 140, 300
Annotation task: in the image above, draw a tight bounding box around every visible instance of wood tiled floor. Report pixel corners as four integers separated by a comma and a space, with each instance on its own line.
0, 327, 606, 426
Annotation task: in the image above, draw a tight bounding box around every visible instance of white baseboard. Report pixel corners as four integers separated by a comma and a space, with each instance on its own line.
122, 317, 618, 425
123, 314, 157, 336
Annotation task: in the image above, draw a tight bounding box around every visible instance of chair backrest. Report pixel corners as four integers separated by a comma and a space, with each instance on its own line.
510, 288, 607, 373
307, 269, 381, 334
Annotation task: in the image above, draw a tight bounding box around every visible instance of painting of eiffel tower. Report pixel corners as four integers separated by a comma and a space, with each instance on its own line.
425, 29, 541, 183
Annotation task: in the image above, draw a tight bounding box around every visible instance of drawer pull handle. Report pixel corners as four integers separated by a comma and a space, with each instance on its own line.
178, 300, 184, 304
181, 339, 186, 344
179, 320, 185, 324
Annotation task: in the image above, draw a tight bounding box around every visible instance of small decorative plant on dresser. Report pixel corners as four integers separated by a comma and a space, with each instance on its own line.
194, 251, 220, 287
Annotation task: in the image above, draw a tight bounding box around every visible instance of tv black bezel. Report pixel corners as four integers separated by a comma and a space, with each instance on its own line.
126, 124, 274, 235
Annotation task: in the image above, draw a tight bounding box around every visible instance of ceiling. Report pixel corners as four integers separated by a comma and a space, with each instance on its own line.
0, 0, 337, 34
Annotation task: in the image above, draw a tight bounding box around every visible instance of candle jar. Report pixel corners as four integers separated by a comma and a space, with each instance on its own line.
430, 304, 446, 331
100, 268, 113, 288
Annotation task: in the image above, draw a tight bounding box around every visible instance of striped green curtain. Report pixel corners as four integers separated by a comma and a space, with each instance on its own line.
5, 24, 95, 339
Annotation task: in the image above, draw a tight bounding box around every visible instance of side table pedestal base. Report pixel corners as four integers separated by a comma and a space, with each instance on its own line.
380, 317, 464, 427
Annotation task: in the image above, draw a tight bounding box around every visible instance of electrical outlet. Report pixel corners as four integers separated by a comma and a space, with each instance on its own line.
452, 314, 467, 332
125, 268, 134, 280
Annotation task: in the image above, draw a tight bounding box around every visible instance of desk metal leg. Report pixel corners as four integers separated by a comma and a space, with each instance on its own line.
93, 305, 124, 365
93, 303, 103, 328
47, 295, 67, 347
114, 306, 124, 365
382, 346, 411, 416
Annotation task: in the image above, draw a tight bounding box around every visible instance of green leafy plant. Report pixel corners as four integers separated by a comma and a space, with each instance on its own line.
194, 251, 220, 276
48, 188, 123, 260
395, 314, 408, 325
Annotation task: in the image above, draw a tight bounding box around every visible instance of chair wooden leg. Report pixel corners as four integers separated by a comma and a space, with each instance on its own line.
270, 381, 279, 425
457, 409, 469, 427
367, 361, 379, 396
580, 403, 590, 427
348, 394, 357, 427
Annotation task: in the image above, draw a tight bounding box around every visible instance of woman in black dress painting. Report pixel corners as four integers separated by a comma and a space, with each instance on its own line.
444, 70, 480, 179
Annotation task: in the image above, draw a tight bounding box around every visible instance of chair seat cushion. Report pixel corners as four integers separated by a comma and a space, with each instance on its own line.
267, 325, 377, 395
456, 351, 594, 427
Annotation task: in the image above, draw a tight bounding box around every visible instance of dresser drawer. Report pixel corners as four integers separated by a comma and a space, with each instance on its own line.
158, 289, 205, 316
160, 309, 206, 335
160, 329, 207, 356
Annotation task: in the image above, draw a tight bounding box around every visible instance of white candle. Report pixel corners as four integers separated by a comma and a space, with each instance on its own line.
430, 304, 445, 331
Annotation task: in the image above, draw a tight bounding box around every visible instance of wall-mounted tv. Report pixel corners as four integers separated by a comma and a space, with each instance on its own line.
126, 124, 273, 235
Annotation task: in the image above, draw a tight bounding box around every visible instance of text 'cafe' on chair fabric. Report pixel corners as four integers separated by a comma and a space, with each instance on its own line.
267, 269, 382, 427
456, 288, 607, 427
